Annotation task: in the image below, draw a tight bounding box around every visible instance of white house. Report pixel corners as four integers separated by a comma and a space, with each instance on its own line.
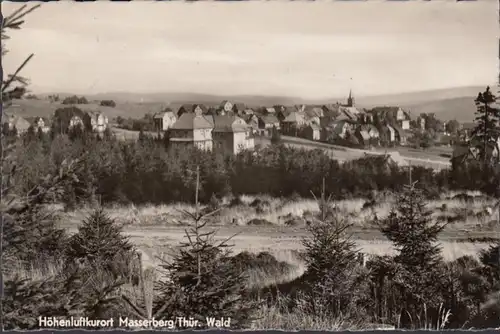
153, 110, 177, 131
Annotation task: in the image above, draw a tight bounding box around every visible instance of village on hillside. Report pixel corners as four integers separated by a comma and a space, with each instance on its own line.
3, 91, 478, 167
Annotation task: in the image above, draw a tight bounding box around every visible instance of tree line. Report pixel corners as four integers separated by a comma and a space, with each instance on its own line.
5, 125, 500, 209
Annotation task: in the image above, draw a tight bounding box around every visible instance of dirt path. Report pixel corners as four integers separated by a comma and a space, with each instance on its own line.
61, 224, 493, 264
62, 224, 495, 242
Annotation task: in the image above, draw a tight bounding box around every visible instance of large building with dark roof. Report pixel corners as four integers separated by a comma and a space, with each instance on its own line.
168, 110, 254, 154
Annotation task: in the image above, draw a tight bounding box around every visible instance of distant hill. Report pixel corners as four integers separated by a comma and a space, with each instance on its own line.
7, 99, 167, 120
38, 85, 486, 108
354, 86, 484, 122
23, 85, 489, 122
354, 86, 484, 107
36, 92, 306, 108
402, 96, 477, 123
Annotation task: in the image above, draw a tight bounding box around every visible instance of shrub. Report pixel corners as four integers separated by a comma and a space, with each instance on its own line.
100, 99, 116, 107
62, 95, 88, 105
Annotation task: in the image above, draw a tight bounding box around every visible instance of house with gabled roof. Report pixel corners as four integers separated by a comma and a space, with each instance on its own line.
153, 108, 177, 132
303, 123, 321, 141
232, 103, 246, 114
327, 119, 355, 140
169, 110, 214, 151
275, 106, 297, 122
304, 106, 324, 117
25, 116, 51, 133
370, 106, 411, 130
177, 104, 208, 118
452, 137, 500, 165
84, 110, 109, 133
392, 124, 408, 144
258, 114, 280, 136
274, 105, 288, 122
281, 111, 306, 135
295, 104, 306, 113
69, 115, 85, 130
3, 112, 31, 134
360, 124, 380, 139
218, 100, 234, 115
210, 115, 254, 154
386, 124, 396, 143
339, 106, 363, 121
243, 114, 260, 134
262, 107, 276, 115
355, 128, 371, 146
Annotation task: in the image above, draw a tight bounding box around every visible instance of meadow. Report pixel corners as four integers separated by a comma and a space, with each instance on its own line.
59, 191, 499, 267
35, 189, 497, 330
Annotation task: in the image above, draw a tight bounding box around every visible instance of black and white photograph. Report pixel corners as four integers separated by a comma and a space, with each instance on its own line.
1, 0, 499, 330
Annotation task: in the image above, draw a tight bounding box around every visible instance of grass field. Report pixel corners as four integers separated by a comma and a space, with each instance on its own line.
51, 191, 498, 329
58, 191, 499, 272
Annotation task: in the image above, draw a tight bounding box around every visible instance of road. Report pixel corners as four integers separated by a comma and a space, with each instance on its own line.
277, 136, 451, 169
62, 224, 491, 242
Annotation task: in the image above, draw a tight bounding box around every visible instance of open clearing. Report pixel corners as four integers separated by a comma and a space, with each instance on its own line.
57, 191, 499, 270
60, 223, 493, 272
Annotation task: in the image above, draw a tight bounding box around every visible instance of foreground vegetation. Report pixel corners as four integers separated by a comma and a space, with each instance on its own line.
5, 167, 500, 330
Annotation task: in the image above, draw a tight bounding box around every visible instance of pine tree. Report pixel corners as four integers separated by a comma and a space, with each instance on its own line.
471, 86, 500, 165
66, 208, 135, 273
63, 209, 137, 323
138, 129, 146, 143
376, 181, 448, 327
23, 125, 36, 144
270, 125, 281, 145
301, 178, 369, 319
149, 166, 258, 329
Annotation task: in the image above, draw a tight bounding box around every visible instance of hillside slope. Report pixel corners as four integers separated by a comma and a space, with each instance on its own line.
8, 99, 166, 119
402, 96, 477, 122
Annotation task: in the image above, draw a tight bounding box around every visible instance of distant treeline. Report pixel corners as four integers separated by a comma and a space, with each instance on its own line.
8, 129, 500, 207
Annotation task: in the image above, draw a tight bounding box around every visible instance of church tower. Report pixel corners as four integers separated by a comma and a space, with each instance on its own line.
347, 89, 355, 107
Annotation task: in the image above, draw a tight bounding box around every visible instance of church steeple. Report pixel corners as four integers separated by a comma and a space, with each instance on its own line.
347, 89, 354, 107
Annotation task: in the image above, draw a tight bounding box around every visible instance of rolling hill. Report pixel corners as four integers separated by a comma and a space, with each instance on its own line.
15, 85, 489, 122
402, 96, 477, 123
355, 86, 483, 122
7, 99, 167, 120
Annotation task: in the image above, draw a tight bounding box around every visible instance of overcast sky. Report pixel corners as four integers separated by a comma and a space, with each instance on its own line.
3, 0, 498, 99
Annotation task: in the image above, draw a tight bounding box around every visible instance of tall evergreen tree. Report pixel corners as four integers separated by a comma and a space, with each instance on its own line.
376, 181, 447, 328
270, 125, 281, 145
301, 179, 370, 319
149, 166, 258, 328
471, 86, 500, 164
